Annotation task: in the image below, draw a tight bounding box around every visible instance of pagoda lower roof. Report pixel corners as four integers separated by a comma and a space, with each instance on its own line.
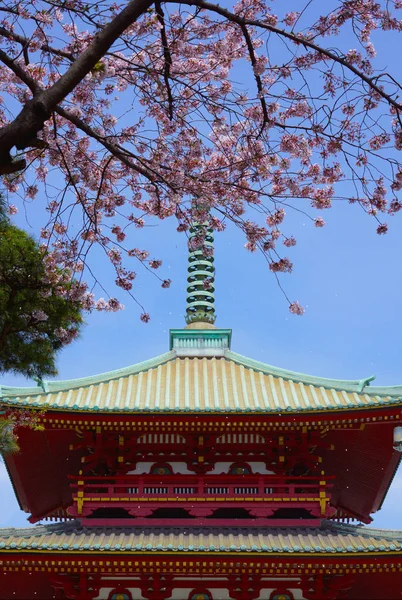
1, 348, 402, 414
0, 521, 402, 555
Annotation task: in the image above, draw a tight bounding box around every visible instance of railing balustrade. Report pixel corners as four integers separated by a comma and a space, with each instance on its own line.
68, 473, 334, 522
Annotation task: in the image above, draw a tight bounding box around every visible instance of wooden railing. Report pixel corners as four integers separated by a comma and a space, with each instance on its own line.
68, 474, 335, 523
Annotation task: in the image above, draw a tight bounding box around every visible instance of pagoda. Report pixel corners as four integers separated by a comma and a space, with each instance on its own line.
1, 226, 402, 600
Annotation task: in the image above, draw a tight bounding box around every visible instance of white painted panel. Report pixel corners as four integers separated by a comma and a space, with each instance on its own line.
170, 462, 192, 474
290, 590, 307, 600
127, 462, 150, 474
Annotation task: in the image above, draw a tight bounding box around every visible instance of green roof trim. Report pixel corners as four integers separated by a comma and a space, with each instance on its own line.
226, 351, 401, 397
0, 351, 176, 399
0, 521, 401, 554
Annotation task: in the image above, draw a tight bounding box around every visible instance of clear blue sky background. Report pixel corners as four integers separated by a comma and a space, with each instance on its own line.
1, 0, 402, 530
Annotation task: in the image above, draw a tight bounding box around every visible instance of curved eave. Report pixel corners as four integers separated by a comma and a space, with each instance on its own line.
0, 521, 402, 555
226, 351, 402, 397
1, 403, 402, 417
1, 349, 402, 414
2, 549, 402, 558
0, 351, 176, 398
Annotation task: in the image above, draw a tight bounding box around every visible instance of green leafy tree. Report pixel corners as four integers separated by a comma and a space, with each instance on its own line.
0, 205, 83, 379
0, 202, 83, 454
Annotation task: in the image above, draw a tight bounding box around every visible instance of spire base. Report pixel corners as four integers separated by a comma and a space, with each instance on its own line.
185, 322, 216, 330
170, 328, 232, 356
185, 310, 216, 327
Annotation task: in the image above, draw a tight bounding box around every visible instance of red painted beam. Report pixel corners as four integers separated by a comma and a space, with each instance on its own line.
78, 517, 324, 527
37, 408, 402, 426
2, 552, 402, 571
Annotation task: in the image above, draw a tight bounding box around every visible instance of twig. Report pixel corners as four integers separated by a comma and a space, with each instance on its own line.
155, 1, 174, 120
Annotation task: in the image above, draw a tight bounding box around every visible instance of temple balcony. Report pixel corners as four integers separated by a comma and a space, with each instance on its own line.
68, 473, 335, 526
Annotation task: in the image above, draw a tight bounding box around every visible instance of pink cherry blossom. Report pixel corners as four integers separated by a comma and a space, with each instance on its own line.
31, 310, 49, 322
266, 209, 286, 227
95, 299, 108, 311
283, 12, 300, 27
106, 298, 124, 312
0, 0, 401, 319
377, 223, 388, 234
289, 301, 305, 316
283, 236, 297, 248
269, 258, 293, 273
149, 259, 163, 269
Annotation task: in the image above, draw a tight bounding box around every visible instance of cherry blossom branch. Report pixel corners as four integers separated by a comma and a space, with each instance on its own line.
54, 106, 157, 182
170, 0, 402, 112
239, 23, 269, 130
0, 6, 20, 15
0, 26, 75, 62
0, 49, 43, 173
0, 0, 153, 172
0, 0, 401, 318
42, 0, 105, 30
155, 1, 174, 120
0, 49, 40, 94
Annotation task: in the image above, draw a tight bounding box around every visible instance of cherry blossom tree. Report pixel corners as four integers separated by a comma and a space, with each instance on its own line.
1, 0, 402, 317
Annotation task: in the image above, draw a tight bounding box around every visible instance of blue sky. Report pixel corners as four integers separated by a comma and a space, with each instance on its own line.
1, 0, 402, 530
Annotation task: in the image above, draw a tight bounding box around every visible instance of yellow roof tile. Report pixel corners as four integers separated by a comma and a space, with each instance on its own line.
1, 349, 401, 414
0, 522, 401, 554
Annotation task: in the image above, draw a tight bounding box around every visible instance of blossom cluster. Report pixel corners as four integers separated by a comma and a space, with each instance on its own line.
1, 0, 402, 318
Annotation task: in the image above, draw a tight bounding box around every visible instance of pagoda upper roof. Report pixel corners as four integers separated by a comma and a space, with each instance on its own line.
0, 520, 401, 555
1, 328, 401, 414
